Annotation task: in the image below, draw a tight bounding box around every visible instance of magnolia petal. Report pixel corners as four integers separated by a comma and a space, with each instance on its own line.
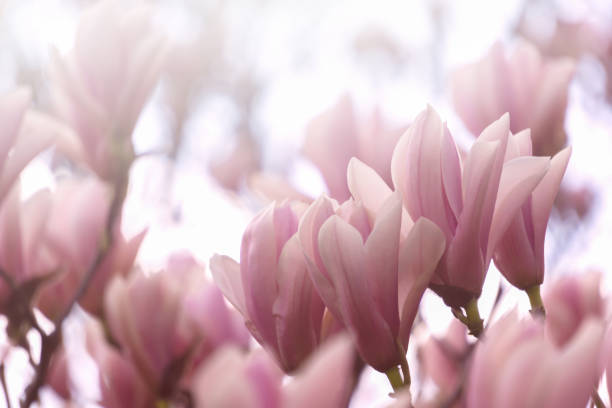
398, 218, 445, 347
210, 254, 248, 318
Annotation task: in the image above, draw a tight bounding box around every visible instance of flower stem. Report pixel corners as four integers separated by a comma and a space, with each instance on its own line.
525, 284, 546, 317
385, 366, 404, 393
465, 297, 484, 338
396, 340, 411, 386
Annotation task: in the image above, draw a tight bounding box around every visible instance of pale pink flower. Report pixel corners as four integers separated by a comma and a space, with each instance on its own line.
302, 95, 403, 201
493, 130, 571, 290
299, 159, 445, 372
49, 319, 153, 408
32, 178, 145, 319
391, 106, 550, 307
467, 311, 604, 408
104, 255, 247, 395
452, 41, 574, 156
50, 0, 166, 180
191, 335, 354, 408
0, 88, 76, 200
419, 320, 468, 395
211, 201, 326, 372
544, 271, 605, 347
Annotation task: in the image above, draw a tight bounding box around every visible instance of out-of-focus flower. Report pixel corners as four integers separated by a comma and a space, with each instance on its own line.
555, 185, 595, 220
467, 311, 604, 408
299, 159, 445, 373
104, 254, 248, 397
391, 106, 550, 308
493, 131, 571, 290
544, 271, 605, 347
49, 0, 166, 181
209, 134, 261, 191
211, 201, 326, 372
33, 178, 145, 319
452, 41, 574, 156
418, 320, 468, 396
0, 88, 76, 200
0, 184, 58, 335
48, 319, 153, 408
302, 95, 404, 201
191, 335, 354, 408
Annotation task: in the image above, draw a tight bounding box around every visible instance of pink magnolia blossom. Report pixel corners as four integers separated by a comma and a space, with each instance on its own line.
211, 201, 326, 372
30, 178, 145, 319
191, 335, 354, 408
544, 271, 605, 347
419, 320, 468, 396
467, 311, 604, 408
299, 159, 445, 372
452, 41, 574, 156
0, 88, 76, 201
493, 131, 571, 290
0, 184, 59, 321
49, 0, 166, 180
104, 255, 248, 396
302, 95, 403, 201
391, 106, 550, 307
48, 319, 152, 408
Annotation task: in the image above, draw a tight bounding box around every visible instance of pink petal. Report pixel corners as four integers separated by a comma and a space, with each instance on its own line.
210, 254, 247, 317
273, 235, 324, 371
487, 156, 550, 262
318, 215, 398, 371
531, 147, 571, 262
283, 335, 354, 408
398, 218, 445, 347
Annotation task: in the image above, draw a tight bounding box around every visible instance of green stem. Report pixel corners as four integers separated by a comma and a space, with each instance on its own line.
465, 298, 484, 338
396, 340, 411, 386
385, 366, 404, 393
525, 284, 546, 317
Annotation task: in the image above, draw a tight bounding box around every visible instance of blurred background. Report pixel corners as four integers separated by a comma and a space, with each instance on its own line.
2, 0, 612, 405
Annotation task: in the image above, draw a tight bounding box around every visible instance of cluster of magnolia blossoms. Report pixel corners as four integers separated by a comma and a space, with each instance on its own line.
211, 99, 587, 397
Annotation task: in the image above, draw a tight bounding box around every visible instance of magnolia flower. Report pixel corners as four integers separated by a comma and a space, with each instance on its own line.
211, 201, 327, 372
419, 320, 468, 396
467, 311, 604, 408
0, 184, 59, 328
50, 0, 166, 180
31, 178, 145, 319
302, 95, 403, 201
104, 255, 248, 396
492, 131, 571, 291
299, 159, 445, 373
191, 335, 354, 408
391, 106, 550, 308
544, 271, 604, 347
48, 319, 152, 408
452, 41, 574, 156
0, 88, 76, 201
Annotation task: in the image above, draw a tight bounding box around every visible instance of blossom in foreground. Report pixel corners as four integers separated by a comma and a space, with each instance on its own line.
467, 311, 604, 408
452, 41, 574, 156
299, 159, 445, 374
492, 131, 571, 291
49, 0, 166, 180
104, 255, 248, 397
211, 201, 327, 372
391, 106, 550, 308
191, 335, 354, 408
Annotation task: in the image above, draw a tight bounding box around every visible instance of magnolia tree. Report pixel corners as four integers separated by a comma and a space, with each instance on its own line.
0, 1, 610, 408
